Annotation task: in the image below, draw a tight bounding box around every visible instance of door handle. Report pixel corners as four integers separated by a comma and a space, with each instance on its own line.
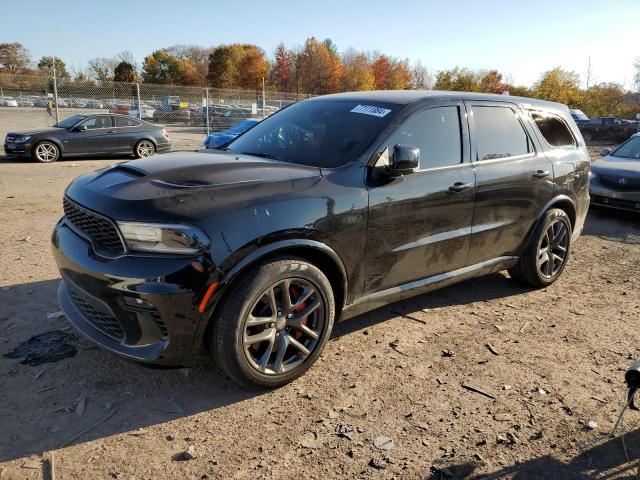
533, 170, 550, 179
449, 182, 473, 193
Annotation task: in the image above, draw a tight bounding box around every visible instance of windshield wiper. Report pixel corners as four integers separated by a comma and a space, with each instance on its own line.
238, 152, 280, 160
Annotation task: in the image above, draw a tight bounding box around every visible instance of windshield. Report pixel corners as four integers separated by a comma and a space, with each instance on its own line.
570, 110, 589, 121
228, 120, 256, 133
55, 114, 86, 128
226, 99, 399, 168
612, 136, 640, 160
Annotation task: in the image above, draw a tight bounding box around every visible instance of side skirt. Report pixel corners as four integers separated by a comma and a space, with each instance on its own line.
339, 256, 519, 321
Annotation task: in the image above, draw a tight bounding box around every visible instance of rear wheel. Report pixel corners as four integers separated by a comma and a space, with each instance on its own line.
508, 208, 572, 287
210, 256, 335, 388
32, 141, 59, 163
134, 139, 155, 158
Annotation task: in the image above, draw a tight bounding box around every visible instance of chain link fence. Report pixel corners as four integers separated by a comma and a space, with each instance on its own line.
0, 70, 312, 134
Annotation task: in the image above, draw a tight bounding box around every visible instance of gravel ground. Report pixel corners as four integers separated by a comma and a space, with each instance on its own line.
0, 147, 639, 479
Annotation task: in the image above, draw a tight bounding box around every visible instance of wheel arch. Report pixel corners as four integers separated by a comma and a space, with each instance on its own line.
537, 195, 576, 229
196, 240, 348, 350
33, 137, 63, 155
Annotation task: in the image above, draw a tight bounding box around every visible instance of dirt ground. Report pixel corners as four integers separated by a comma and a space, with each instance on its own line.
1, 147, 640, 480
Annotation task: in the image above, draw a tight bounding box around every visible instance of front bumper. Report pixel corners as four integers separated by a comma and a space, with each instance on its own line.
589, 181, 640, 213
3, 142, 31, 157
51, 217, 210, 365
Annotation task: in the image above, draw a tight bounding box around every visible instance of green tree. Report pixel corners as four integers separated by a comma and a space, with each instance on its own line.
37, 56, 69, 78
207, 44, 261, 89
581, 82, 627, 117
113, 61, 137, 83
141, 50, 197, 85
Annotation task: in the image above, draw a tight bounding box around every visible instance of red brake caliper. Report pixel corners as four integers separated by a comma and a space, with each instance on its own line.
289, 285, 307, 340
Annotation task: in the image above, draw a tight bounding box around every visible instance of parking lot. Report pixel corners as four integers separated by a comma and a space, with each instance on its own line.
0, 140, 639, 479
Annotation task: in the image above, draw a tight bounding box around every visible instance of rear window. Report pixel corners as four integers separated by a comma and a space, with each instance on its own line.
473, 106, 531, 161
116, 116, 140, 127
530, 112, 576, 148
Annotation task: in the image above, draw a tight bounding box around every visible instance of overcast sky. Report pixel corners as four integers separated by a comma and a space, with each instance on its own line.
3, 0, 639, 87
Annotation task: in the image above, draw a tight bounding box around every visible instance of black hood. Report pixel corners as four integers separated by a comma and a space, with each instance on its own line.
65, 151, 322, 222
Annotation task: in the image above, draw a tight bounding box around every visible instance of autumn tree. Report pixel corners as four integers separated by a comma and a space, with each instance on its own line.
411, 61, 430, 89
371, 55, 390, 89
580, 82, 627, 117
532, 67, 582, 106
237, 48, 269, 90
297, 37, 342, 94
141, 50, 197, 85
385, 59, 412, 89
479, 70, 508, 94
341, 49, 374, 91
207, 44, 262, 89
113, 61, 137, 83
165, 44, 212, 86
37, 56, 69, 78
272, 43, 295, 92
0, 42, 31, 73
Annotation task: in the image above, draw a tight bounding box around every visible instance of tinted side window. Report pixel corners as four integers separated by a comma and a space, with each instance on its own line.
473, 106, 530, 161
116, 116, 140, 127
79, 116, 112, 129
531, 113, 575, 147
386, 106, 462, 169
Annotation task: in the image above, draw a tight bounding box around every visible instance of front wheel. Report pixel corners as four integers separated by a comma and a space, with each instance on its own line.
209, 256, 335, 388
508, 208, 572, 288
134, 139, 155, 158
32, 141, 60, 163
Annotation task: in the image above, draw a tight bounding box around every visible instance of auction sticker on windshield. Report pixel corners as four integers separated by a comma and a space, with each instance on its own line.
350, 104, 392, 117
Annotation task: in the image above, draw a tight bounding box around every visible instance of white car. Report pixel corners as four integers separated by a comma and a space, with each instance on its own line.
0, 97, 19, 107
128, 105, 155, 120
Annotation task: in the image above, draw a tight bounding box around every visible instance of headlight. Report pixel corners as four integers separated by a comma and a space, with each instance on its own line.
14, 135, 31, 143
117, 221, 209, 255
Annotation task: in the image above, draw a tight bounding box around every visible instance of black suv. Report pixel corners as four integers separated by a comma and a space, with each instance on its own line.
52, 91, 590, 387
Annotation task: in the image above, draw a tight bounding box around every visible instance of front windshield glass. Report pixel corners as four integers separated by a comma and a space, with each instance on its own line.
226, 100, 399, 168
55, 114, 86, 128
571, 110, 589, 121
612, 136, 640, 160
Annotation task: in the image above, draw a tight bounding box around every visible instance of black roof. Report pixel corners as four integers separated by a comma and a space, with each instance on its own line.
309, 90, 567, 111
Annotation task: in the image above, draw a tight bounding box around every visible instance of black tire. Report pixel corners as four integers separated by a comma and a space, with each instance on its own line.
32, 141, 60, 163
508, 208, 572, 288
209, 256, 335, 388
134, 139, 155, 158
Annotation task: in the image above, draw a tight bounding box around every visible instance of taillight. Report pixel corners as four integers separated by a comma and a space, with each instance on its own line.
162, 128, 170, 139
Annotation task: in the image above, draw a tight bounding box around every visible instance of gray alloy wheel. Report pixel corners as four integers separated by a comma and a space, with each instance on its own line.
242, 278, 325, 375
536, 218, 569, 279
582, 132, 592, 142
134, 140, 155, 158
33, 141, 59, 163
508, 208, 572, 288
210, 256, 335, 388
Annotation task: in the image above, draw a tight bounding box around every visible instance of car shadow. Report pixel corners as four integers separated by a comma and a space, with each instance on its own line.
0, 271, 529, 462
429, 428, 640, 479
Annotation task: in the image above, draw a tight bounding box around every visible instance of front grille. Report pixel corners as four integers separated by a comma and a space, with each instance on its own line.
69, 290, 125, 340
63, 197, 125, 253
600, 176, 640, 191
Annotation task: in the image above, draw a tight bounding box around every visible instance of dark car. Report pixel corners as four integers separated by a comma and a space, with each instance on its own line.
590, 133, 640, 212
4, 113, 171, 163
51, 91, 590, 388
203, 119, 260, 149
578, 116, 639, 142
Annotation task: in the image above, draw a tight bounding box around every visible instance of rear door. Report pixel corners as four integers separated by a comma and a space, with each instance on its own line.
365, 101, 475, 294
64, 115, 119, 155
465, 101, 554, 265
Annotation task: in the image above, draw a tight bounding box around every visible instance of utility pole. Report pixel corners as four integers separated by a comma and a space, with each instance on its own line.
52, 58, 60, 124
586, 55, 593, 90
262, 77, 266, 119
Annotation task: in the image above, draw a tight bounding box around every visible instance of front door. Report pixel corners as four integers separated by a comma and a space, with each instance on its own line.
64, 115, 119, 155
465, 101, 554, 265
365, 102, 475, 294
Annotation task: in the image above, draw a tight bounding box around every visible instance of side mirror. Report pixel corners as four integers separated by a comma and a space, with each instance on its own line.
599, 148, 611, 156
390, 144, 420, 175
